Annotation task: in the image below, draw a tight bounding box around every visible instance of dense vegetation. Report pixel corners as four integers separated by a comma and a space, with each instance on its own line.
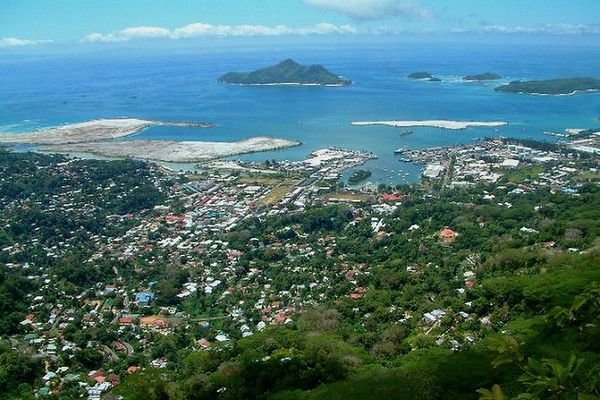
219, 59, 351, 85
496, 77, 600, 95
407, 72, 441, 81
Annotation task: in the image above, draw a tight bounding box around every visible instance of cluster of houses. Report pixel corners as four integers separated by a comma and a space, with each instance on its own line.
405, 139, 597, 192
2, 143, 597, 398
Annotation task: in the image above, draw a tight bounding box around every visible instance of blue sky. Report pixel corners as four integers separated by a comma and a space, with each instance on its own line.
1, 0, 600, 48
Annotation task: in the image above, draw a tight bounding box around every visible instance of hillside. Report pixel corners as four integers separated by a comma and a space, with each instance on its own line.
496, 77, 600, 95
219, 59, 351, 86
408, 71, 441, 81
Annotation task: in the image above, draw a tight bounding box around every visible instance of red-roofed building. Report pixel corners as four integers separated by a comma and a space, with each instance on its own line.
166, 215, 185, 223
382, 193, 405, 202
440, 228, 458, 243
127, 366, 140, 375
275, 312, 287, 323
118, 316, 135, 325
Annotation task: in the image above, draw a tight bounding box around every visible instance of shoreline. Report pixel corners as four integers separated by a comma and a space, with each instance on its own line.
512, 89, 600, 96
351, 120, 508, 130
224, 82, 350, 87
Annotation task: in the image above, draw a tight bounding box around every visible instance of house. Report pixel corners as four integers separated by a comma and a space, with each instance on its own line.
118, 316, 136, 325
215, 333, 229, 342
114, 341, 126, 351
198, 338, 211, 349
135, 291, 155, 307
440, 228, 458, 243
423, 309, 446, 323
501, 159, 520, 168
127, 366, 140, 375
42, 371, 57, 382
381, 193, 404, 202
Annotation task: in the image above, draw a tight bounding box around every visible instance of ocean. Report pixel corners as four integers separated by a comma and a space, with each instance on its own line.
1, 40, 599, 185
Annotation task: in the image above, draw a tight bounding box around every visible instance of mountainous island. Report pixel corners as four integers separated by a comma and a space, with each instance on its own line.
463, 72, 501, 81
218, 59, 351, 86
495, 77, 600, 95
407, 71, 441, 81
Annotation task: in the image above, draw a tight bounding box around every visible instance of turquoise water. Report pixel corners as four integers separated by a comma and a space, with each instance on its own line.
1, 41, 599, 184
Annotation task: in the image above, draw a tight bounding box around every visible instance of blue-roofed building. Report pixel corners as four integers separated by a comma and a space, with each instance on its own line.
135, 291, 155, 307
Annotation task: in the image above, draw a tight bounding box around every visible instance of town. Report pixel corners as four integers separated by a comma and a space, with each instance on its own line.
0, 137, 598, 399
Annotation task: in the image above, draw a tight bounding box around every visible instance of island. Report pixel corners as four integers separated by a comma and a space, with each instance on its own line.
351, 120, 507, 130
463, 72, 501, 81
408, 72, 441, 81
495, 77, 600, 95
348, 169, 372, 185
218, 59, 351, 86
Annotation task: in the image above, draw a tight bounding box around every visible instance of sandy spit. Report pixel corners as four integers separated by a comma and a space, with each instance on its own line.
351, 120, 508, 130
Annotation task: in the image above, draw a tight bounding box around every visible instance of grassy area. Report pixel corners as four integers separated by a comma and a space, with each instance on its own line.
325, 192, 372, 203
505, 165, 546, 183
260, 185, 296, 206
574, 171, 600, 182
237, 174, 299, 186
257, 177, 303, 206
238, 174, 286, 186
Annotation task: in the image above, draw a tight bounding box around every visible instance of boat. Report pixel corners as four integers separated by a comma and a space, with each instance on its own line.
394, 147, 408, 154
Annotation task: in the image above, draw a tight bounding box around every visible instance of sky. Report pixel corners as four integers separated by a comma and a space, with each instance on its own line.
1, 0, 600, 49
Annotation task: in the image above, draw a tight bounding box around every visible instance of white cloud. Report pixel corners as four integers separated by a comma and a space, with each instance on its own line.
82, 33, 122, 43
82, 22, 357, 43
475, 23, 600, 35
0, 37, 53, 47
82, 25, 171, 42
171, 22, 356, 37
304, 0, 431, 20
120, 26, 171, 39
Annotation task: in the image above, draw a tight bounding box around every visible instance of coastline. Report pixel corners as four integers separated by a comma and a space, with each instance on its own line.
223, 82, 350, 87
510, 89, 600, 96
351, 120, 508, 130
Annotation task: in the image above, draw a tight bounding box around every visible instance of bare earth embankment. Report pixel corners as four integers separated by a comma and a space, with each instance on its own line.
43, 138, 301, 162
0, 118, 216, 145
0, 119, 155, 144
0, 118, 299, 162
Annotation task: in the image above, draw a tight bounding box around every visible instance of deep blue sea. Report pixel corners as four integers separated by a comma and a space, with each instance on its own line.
1, 41, 599, 184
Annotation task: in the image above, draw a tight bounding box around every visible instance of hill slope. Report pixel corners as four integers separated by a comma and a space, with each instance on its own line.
219, 59, 351, 86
